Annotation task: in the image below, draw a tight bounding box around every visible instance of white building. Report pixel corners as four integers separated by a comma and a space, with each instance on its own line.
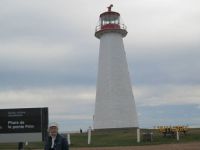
94, 5, 138, 129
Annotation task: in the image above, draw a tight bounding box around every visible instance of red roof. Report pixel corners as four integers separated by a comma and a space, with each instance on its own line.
100, 11, 120, 18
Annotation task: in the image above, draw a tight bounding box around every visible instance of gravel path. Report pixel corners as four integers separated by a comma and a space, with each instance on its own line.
71, 142, 200, 150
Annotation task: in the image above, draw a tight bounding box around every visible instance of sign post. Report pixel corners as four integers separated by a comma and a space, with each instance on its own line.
18, 142, 24, 150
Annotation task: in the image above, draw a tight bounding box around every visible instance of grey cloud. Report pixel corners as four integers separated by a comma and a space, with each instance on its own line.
126, 46, 200, 86
138, 104, 200, 128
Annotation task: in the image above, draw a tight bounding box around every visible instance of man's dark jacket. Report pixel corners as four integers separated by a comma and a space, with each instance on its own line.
44, 134, 69, 150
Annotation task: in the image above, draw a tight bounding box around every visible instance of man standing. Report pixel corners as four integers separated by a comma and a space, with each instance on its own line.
45, 122, 69, 150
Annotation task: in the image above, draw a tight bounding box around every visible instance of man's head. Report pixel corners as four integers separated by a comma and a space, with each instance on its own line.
48, 122, 58, 138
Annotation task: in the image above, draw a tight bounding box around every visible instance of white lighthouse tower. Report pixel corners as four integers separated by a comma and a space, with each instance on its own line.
94, 5, 138, 129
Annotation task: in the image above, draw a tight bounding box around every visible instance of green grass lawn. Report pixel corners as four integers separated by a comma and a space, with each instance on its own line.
70, 128, 200, 147
0, 128, 200, 149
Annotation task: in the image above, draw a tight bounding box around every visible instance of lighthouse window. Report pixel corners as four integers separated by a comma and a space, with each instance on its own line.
102, 19, 119, 25
101, 15, 120, 26
111, 20, 115, 24
102, 20, 109, 25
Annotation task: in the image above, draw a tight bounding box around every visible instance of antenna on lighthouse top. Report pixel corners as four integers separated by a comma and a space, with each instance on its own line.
107, 4, 113, 12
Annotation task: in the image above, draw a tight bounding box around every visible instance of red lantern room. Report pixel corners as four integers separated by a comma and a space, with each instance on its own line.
95, 4, 128, 39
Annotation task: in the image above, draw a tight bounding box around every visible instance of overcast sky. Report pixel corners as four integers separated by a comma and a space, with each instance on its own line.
0, 0, 200, 132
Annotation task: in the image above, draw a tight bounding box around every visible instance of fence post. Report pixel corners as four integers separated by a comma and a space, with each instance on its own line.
88, 126, 92, 144
67, 133, 71, 145
137, 128, 140, 143
25, 141, 28, 146
176, 131, 179, 141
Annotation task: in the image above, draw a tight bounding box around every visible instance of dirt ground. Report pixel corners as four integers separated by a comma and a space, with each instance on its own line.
71, 142, 200, 150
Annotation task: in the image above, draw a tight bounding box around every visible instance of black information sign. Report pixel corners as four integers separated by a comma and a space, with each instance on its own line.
0, 108, 48, 135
